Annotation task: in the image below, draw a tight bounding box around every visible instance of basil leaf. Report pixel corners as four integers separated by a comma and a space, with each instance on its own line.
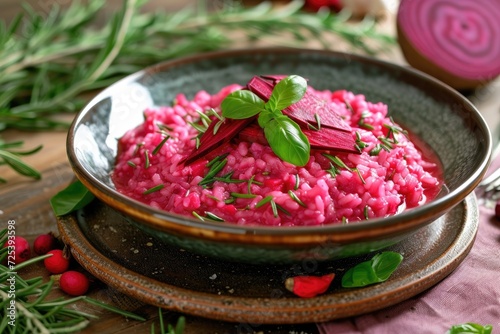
447, 323, 493, 334
264, 115, 310, 166
50, 180, 95, 216
372, 251, 403, 281
257, 109, 275, 128
341, 251, 403, 288
267, 75, 307, 111
221, 90, 265, 119
342, 261, 378, 288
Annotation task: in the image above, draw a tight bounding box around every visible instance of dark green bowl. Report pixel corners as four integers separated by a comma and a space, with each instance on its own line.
67, 48, 491, 264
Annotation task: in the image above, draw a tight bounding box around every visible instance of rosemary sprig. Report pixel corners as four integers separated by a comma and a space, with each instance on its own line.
153, 308, 185, 334
0, 0, 395, 181
0, 229, 145, 333
0, 140, 42, 182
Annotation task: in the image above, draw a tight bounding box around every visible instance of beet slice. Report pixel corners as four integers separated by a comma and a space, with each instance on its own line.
397, 0, 500, 90
303, 127, 357, 153
184, 75, 359, 165
183, 116, 254, 165
247, 76, 351, 132
240, 123, 357, 153
238, 123, 268, 145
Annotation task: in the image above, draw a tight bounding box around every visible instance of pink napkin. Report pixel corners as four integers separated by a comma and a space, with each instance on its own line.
318, 167, 500, 333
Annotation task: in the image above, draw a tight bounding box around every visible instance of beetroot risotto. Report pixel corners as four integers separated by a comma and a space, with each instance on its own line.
112, 75, 441, 226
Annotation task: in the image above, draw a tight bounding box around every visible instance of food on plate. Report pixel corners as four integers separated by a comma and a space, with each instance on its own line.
112, 75, 441, 226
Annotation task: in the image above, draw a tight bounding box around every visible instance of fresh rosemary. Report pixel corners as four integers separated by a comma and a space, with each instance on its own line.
0, 0, 395, 181
0, 229, 146, 333
0, 140, 42, 183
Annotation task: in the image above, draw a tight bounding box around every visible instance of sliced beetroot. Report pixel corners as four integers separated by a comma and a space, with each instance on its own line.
183, 116, 255, 165
184, 75, 359, 165
247, 76, 351, 132
240, 123, 357, 153
238, 123, 268, 145
303, 127, 357, 153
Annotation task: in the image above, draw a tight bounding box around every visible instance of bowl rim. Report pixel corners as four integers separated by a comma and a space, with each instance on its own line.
67, 47, 492, 244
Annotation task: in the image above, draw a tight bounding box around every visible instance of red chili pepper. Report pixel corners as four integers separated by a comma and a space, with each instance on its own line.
285, 273, 335, 298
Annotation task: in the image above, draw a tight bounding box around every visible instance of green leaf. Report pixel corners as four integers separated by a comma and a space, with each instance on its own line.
342, 251, 403, 288
221, 90, 265, 119
341, 261, 378, 288
267, 75, 307, 111
0, 149, 41, 179
257, 109, 275, 128
50, 180, 95, 216
447, 323, 493, 334
371, 251, 403, 281
264, 115, 310, 166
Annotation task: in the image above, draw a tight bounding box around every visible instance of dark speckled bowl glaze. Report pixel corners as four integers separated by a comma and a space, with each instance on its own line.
67, 48, 491, 264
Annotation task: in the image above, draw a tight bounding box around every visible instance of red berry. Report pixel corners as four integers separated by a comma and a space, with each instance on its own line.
59, 271, 89, 296
33, 233, 57, 255
44, 249, 70, 274
3, 236, 31, 264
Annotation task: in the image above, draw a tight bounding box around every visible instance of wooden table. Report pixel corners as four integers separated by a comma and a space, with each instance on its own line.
1, 1, 499, 333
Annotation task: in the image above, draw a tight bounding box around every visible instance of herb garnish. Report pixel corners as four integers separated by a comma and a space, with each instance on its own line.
152, 136, 171, 155
288, 190, 306, 207
192, 211, 224, 222
354, 132, 368, 152
323, 153, 352, 178
357, 111, 374, 130
294, 175, 300, 190
254, 195, 289, 218
447, 323, 493, 334
222, 75, 310, 166
199, 154, 228, 186
341, 251, 403, 288
143, 184, 164, 195
144, 149, 150, 168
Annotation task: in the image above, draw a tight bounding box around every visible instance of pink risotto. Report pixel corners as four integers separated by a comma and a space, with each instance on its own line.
112, 83, 441, 226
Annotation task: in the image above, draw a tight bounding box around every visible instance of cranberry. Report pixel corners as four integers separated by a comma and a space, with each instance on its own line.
59, 271, 90, 296
44, 249, 70, 274
33, 233, 57, 255
3, 236, 31, 264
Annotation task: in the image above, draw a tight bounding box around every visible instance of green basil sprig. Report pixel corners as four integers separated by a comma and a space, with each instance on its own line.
341, 251, 403, 288
221, 75, 310, 166
447, 323, 493, 334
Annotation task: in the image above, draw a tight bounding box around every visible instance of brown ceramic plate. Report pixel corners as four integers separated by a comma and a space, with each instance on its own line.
57, 194, 478, 324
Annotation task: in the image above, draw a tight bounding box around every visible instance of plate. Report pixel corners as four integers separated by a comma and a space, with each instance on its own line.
57, 194, 478, 324
67, 48, 491, 264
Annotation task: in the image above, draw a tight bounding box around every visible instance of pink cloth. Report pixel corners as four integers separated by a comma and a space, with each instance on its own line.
318, 170, 500, 333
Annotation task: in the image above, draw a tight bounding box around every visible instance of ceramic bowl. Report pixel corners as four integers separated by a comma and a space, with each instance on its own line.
67, 48, 491, 264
